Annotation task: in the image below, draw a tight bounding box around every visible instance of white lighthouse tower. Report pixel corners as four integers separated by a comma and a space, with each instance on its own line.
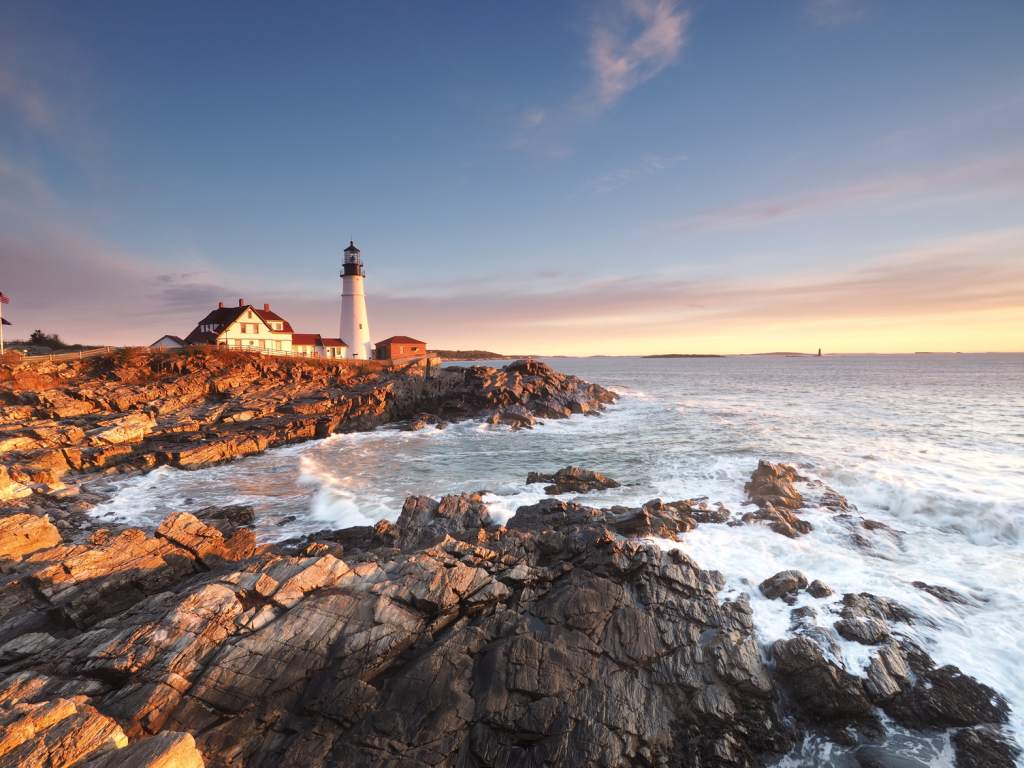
340, 240, 372, 359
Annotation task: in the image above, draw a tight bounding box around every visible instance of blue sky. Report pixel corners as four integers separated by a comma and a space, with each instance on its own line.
1, 0, 1022, 352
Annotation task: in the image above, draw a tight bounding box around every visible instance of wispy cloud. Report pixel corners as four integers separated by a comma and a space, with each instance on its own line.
671, 151, 1024, 233
589, 0, 690, 107
362, 228, 1024, 352
806, 0, 865, 27
522, 108, 546, 128
0, 67, 56, 134
3, 212, 1022, 353
592, 152, 686, 192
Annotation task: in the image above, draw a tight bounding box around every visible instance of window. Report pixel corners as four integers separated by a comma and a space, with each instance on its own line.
359, 323, 363, 329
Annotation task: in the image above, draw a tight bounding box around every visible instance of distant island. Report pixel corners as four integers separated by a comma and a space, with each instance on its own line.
642, 353, 725, 358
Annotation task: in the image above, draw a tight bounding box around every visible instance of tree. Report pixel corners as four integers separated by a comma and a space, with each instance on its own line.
28, 330, 71, 349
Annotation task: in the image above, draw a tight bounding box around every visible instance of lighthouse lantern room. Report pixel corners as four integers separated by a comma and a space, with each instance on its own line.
340, 240, 372, 359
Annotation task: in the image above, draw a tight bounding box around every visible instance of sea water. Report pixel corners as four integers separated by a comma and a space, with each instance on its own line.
90, 354, 1024, 765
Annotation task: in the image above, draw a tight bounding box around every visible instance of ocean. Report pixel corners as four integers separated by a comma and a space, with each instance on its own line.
90, 353, 1024, 765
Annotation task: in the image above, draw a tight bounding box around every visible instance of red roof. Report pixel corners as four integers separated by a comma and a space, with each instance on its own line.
319, 338, 346, 347
291, 333, 320, 346
253, 308, 294, 333
376, 335, 425, 345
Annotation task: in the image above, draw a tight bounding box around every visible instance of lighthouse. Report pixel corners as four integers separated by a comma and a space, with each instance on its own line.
340, 240, 372, 359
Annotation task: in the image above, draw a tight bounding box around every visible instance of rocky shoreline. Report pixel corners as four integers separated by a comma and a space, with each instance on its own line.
0, 354, 1018, 767
0, 350, 615, 537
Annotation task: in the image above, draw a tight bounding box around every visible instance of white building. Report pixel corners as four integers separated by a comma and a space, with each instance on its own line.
184, 300, 295, 353
340, 241, 372, 359
183, 300, 349, 359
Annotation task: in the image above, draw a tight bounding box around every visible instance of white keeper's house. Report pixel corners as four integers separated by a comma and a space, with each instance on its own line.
181, 299, 348, 358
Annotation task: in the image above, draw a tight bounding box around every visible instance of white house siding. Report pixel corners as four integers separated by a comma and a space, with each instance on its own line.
218, 309, 293, 353
316, 343, 348, 359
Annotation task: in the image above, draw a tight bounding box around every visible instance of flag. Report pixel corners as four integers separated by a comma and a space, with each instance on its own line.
0, 292, 8, 305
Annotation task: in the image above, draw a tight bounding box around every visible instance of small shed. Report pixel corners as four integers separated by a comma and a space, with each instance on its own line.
375, 336, 426, 360
317, 337, 347, 359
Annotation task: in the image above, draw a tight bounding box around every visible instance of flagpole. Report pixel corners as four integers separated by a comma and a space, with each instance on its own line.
0, 299, 4, 356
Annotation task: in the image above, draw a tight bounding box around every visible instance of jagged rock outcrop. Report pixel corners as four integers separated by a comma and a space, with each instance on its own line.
0, 486, 1015, 767
0, 493, 794, 767
526, 465, 621, 494
0, 351, 615, 525
0, 513, 60, 560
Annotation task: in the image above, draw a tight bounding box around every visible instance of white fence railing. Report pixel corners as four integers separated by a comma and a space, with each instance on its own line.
8, 346, 116, 364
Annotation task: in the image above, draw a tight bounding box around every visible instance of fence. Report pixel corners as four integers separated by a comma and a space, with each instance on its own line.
6, 346, 116, 364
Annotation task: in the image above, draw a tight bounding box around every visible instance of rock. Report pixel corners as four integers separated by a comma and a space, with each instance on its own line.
952, 726, 1020, 768
912, 580, 973, 606
194, 504, 256, 532
86, 412, 157, 445
835, 616, 891, 645
25, 528, 199, 628
807, 579, 833, 598
759, 570, 808, 600
840, 592, 915, 625
395, 493, 491, 551
404, 413, 445, 431
745, 460, 803, 510
526, 465, 621, 495
0, 696, 128, 767
0, 514, 60, 560
0, 466, 32, 501
79, 731, 205, 768
0, 500, 797, 768
771, 636, 875, 722
156, 512, 256, 565
863, 643, 912, 702
486, 404, 536, 429
0, 350, 616, 508
883, 665, 1010, 730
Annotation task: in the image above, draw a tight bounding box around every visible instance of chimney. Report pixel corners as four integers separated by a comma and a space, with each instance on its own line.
263, 303, 270, 311
218, 301, 224, 309
238, 298, 245, 307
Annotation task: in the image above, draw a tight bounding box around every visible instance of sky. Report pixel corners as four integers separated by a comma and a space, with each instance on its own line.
1, 0, 1022, 354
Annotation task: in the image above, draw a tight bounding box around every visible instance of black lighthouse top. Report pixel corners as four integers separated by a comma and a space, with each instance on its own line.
342, 240, 365, 277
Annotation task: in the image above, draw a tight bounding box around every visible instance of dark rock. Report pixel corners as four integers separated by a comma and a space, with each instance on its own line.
395, 492, 491, 551
194, 503, 256, 532
841, 592, 915, 626
759, 570, 808, 600
835, 616, 891, 645
863, 642, 912, 702
771, 636, 875, 722
807, 579, 834, 598
952, 726, 1020, 768
884, 665, 1010, 730
912, 581, 973, 606
526, 465, 621, 494
403, 412, 446, 431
